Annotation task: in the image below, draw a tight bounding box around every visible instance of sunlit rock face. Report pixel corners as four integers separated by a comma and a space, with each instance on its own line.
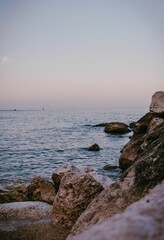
150, 91, 164, 113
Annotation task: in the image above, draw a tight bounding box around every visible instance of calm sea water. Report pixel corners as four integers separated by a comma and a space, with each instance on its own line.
0, 107, 148, 188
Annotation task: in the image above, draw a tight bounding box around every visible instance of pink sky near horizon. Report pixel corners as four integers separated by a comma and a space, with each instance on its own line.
0, 0, 164, 109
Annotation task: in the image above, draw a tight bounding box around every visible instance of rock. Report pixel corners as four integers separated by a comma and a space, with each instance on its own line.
52, 173, 61, 191
68, 182, 164, 240
52, 165, 105, 234
88, 171, 113, 189
0, 181, 28, 203
0, 201, 60, 240
0, 188, 28, 203
104, 122, 130, 134
102, 165, 118, 171
0, 201, 52, 222
67, 116, 164, 239
150, 91, 164, 113
93, 123, 108, 127
119, 110, 164, 170
52, 164, 112, 190
26, 176, 57, 204
87, 143, 100, 151
119, 137, 144, 170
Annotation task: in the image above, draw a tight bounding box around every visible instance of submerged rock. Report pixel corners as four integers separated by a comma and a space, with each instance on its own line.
104, 122, 130, 134
93, 123, 108, 127
26, 176, 57, 204
87, 143, 100, 151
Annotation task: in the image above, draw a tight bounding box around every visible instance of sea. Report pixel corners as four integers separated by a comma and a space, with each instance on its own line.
0, 107, 148, 188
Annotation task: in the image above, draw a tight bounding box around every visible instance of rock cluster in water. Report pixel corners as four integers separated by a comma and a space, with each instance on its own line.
0, 91, 164, 240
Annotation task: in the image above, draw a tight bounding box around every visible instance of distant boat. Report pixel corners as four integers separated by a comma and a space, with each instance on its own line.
14, 109, 16, 111
42, 107, 44, 111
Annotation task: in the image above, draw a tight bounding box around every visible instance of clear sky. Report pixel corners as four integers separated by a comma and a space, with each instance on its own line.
0, 0, 164, 109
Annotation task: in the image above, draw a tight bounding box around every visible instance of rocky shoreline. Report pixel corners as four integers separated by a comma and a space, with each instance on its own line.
0, 91, 164, 240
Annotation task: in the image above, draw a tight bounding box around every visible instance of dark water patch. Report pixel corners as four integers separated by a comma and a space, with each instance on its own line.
56, 149, 65, 153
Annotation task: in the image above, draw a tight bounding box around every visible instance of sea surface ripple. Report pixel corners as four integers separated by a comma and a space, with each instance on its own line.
0, 107, 148, 187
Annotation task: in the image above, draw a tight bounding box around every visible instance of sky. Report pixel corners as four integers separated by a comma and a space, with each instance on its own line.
0, 0, 164, 109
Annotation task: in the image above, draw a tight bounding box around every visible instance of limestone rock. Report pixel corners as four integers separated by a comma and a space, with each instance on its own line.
119, 109, 164, 170
119, 136, 144, 170
68, 182, 164, 240
88, 171, 113, 189
87, 143, 100, 151
0, 202, 59, 240
0, 188, 27, 203
104, 122, 130, 134
67, 120, 164, 239
52, 164, 112, 192
0, 201, 52, 222
150, 91, 164, 113
26, 176, 57, 204
52, 165, 104, 232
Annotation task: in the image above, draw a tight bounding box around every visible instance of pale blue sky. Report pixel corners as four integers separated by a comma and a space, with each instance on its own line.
0, 0, 164, 109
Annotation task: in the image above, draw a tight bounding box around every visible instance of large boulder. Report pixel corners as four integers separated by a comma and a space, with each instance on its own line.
0, 201, 52, 222
104, 122, 130, 134
0, 201, 59, 240
150, 91, 164, 113
67, 113, 164, 239
26, 176, 57, 204
119, 92, 164, 170
68, 181, 164, 240
51, 165, 112, 235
